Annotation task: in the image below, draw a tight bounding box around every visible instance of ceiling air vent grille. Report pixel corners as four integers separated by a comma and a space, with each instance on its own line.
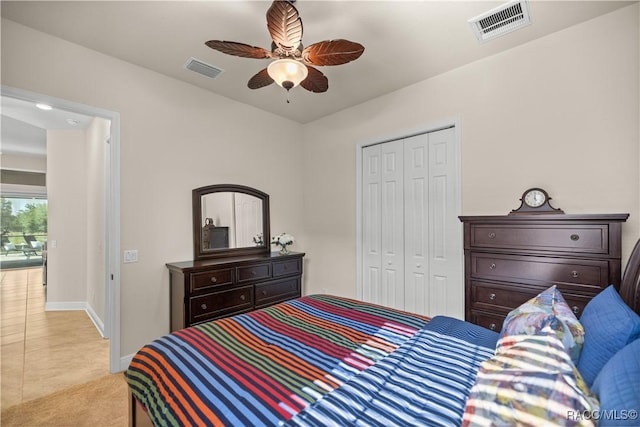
468, 0, 531, 43
184, 57, 224, 79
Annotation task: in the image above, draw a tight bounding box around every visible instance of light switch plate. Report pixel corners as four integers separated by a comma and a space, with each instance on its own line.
123, 249, 138, 263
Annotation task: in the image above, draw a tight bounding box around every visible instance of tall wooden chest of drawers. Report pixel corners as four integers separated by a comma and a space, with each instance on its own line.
459, 214, 628, 332
167, 252, 304, 331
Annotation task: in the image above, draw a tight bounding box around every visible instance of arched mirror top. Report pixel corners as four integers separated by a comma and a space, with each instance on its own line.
193, 184, 270, 260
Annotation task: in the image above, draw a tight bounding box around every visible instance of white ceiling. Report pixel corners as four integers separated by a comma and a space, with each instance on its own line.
0, 0, 634, 136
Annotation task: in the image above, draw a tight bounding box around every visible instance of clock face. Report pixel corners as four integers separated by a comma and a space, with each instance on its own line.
524, 189, 546, 208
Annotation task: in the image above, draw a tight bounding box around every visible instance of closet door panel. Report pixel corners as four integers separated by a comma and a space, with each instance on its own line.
380, 140, 404, 309
404, 134, 429, 314
362, 145, 381, 304
428, 128, 463, 318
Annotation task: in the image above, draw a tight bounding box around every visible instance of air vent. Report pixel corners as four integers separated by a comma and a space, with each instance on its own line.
184, 57, 224, 79
468, 0, 531, 43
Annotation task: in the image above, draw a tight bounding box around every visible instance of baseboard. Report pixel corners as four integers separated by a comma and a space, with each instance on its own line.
85, 304, 106, 338
119, 354, 134, 372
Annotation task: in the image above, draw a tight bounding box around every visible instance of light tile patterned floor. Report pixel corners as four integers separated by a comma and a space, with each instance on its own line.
1, 267, 110, 411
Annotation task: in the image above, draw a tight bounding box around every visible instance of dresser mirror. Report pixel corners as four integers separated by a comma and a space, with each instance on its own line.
193, 184, 270, 260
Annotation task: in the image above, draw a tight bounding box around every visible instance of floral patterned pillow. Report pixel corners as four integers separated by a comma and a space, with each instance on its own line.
500, 285, 585, 363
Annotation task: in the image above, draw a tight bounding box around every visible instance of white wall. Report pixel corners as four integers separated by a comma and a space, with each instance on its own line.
46, 129, 88, 303
0, 153, 46, 172
301, 4, 640, 297
1, 18, 305, 359
85, 117, 109, 326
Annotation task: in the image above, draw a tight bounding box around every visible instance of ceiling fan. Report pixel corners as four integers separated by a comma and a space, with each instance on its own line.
205, 0, 365, 99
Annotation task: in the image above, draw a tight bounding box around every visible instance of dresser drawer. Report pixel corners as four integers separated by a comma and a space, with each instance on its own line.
472, 282, 532, 311
273, 259, 301, 277
255, 278, 300, 308
469, 224, 609, 255
237, 263, 271, 283
470, 253, 609, 291
471, 312, 505, 332
190, 285, 253, 323
190, 268, 234, 292
471, 281, 590, 317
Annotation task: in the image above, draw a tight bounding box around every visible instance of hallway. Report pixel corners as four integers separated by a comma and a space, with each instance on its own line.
1, 267, 109, 411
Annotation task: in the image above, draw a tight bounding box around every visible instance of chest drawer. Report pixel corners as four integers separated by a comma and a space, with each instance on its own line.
255, 277, 300, 307
471, 312, 505, 332
471, 281, 590, 317
237, 263, 271, 283
469, 224, 609, 255
190, 285, 253, 323
190, 268, 234, 292
273, 259, 301, 277
470, 253, 609, 290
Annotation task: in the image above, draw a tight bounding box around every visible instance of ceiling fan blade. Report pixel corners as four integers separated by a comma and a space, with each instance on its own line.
266, 1, 303, 53
300, 66, 328, 93
205, 40, 271, 59
302, 39, 365, 66
248, 68, 274, 89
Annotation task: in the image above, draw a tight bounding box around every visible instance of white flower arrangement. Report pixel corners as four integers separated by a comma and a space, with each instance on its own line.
252, 233, 264, 246
271, 232, 295, 254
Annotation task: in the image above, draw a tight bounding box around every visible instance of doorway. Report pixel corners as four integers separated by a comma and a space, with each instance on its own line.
1, 85, 121, 373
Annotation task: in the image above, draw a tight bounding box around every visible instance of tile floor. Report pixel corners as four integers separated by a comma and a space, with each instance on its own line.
1, 267, 110, 411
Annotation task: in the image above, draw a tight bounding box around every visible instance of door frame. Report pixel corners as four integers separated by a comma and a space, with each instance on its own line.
355, 118, 462, 303
2, 85, 122, 373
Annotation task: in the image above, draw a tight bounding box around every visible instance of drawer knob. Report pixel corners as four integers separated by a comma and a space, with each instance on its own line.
210, 277, 217, 283
570, 270, 579, 278
489, 263, 497, 270
489, 323, 497, 331
488, 232, 496, 239
489, 293, 497, 301
570, 234, 580, 241
262, 290, 267, 296
201, 303, 207, 310
252, 271, 257, 276
240, 294, 246, 301
572, 305, 580, 314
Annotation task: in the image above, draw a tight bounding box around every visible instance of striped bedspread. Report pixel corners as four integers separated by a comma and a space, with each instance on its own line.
125, 295, 429, 426
286, 316, 499, 427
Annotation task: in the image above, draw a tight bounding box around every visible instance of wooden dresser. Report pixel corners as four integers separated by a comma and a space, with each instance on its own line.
459, 214, 628, 332
167, 252, 304, 331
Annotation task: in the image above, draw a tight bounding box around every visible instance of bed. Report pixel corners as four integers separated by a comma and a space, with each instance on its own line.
126, 239, 640, 426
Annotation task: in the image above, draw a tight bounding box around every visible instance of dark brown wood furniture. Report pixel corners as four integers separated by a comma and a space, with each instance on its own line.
167, 251, 304, 331
459, 213, 629, 331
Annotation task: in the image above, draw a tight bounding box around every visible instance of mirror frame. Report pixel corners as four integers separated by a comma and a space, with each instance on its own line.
193, 184, 270, 260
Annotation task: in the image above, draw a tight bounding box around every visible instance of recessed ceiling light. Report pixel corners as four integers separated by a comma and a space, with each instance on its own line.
36, 103, 53, 110
66, 118, 80, 126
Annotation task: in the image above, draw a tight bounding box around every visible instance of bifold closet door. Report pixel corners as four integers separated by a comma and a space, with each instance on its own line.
362, 127, 462, 317
362, 139, 404, 308
403, 128, 460, 316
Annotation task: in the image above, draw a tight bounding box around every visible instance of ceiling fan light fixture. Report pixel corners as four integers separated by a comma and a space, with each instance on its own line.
267, 59, 308, 91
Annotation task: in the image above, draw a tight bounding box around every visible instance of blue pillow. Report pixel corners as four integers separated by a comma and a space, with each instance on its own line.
591, 338, 640, 426
577, 285, 640, 386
